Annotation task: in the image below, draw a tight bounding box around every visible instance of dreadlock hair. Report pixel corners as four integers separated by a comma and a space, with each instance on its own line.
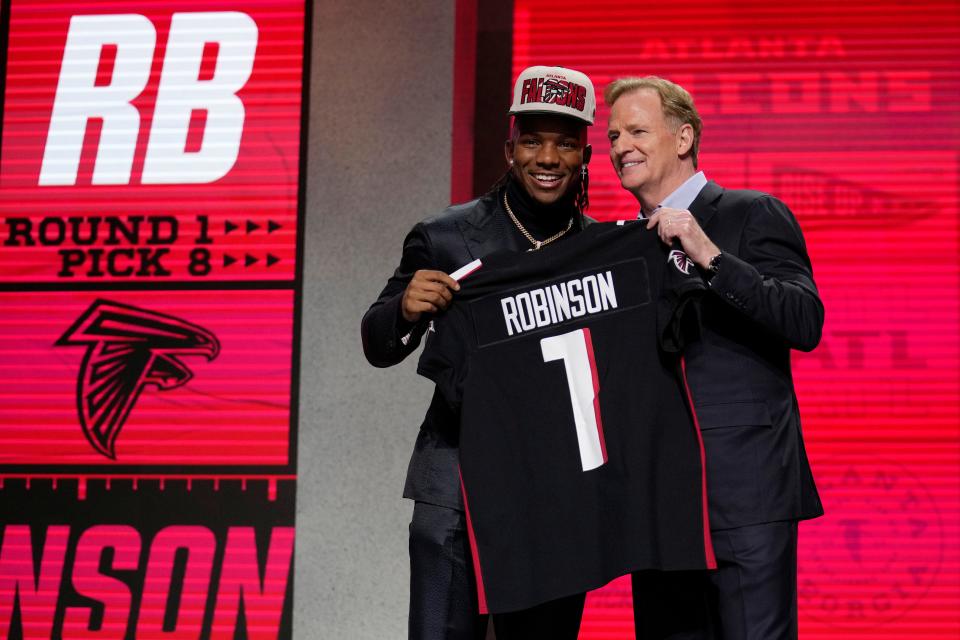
576, 165, 590, 216
485, 168, 512, 198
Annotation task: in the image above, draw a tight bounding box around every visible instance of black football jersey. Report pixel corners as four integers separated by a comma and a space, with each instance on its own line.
417, 221, 716, 614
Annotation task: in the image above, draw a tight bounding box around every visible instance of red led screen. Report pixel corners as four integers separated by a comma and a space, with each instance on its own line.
0, 291, 292, 465
512, 0, 960, 637
0, 0, 303, 282
0, 0, 306, 636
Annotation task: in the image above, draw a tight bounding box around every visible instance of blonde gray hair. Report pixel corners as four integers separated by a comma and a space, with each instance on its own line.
604, 76, 702, 167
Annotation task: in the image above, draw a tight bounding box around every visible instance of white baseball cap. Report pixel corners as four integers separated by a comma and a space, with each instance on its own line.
508, 65, 596, 125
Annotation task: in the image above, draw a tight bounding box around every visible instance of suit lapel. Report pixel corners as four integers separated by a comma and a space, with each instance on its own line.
457, 195, 509, 259
689, 180, 723, 230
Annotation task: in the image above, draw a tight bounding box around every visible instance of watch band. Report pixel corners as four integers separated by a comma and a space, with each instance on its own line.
704, 252, 722, 282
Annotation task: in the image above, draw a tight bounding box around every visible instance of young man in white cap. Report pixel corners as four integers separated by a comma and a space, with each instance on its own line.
362, 65, 595, 639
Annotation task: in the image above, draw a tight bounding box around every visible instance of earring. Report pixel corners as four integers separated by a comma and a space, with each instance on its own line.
509, 159, 514, 165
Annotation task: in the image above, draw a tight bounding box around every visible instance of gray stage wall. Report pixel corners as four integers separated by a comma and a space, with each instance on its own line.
297, 1, 456, 637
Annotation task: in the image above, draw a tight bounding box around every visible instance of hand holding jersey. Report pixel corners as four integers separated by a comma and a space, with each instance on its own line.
401, 269, 460, 323
646, 207, 721, 268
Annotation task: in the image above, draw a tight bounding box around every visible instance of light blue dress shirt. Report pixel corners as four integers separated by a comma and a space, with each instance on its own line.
638, 171, 708, 218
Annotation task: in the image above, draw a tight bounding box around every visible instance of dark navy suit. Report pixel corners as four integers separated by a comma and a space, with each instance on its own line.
633, 181, 824, 640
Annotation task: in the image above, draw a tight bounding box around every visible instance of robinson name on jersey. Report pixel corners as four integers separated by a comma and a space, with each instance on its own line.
500, 270, 618, 336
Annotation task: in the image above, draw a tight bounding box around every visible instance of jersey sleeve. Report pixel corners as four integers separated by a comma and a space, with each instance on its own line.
657, 245, 706, 353
416, 303, 472, 410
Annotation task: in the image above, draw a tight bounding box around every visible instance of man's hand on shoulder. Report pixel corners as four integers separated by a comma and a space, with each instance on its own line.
646, 207, 721, 268
402, 270, 460, 323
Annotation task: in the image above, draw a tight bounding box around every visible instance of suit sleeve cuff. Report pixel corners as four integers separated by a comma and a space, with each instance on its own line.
707, 251, 756, 311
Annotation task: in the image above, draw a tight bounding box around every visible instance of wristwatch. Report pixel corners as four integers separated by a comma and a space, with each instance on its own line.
704, 252, 722, 282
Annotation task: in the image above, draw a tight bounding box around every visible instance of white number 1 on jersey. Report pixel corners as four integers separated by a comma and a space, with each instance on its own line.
540, 328, 608, 471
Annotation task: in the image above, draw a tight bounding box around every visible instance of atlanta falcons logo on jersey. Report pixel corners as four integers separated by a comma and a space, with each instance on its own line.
668, 249, 694, 275
56, 300, 220, 459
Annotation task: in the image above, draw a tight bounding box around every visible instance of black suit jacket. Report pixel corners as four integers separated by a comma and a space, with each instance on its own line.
684, 181, 824, 530
362, 191, 584, 509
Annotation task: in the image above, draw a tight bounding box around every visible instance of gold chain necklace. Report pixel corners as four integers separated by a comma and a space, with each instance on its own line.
503, 192, 574, 251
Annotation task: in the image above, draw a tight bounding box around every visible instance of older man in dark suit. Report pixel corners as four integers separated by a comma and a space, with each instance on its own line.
605, 76, 824, 640
362, 65, 596, 640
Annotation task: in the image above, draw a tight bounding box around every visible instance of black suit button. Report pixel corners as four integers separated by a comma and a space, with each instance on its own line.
386, 339, 395, 349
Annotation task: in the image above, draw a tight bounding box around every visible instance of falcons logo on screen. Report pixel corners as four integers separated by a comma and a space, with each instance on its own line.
668, 249, 694, 275
56, 300, 220, 459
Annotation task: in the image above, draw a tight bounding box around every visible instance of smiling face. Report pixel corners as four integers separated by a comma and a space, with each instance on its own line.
505, 114, 591, 206
607, 89, 694, 210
